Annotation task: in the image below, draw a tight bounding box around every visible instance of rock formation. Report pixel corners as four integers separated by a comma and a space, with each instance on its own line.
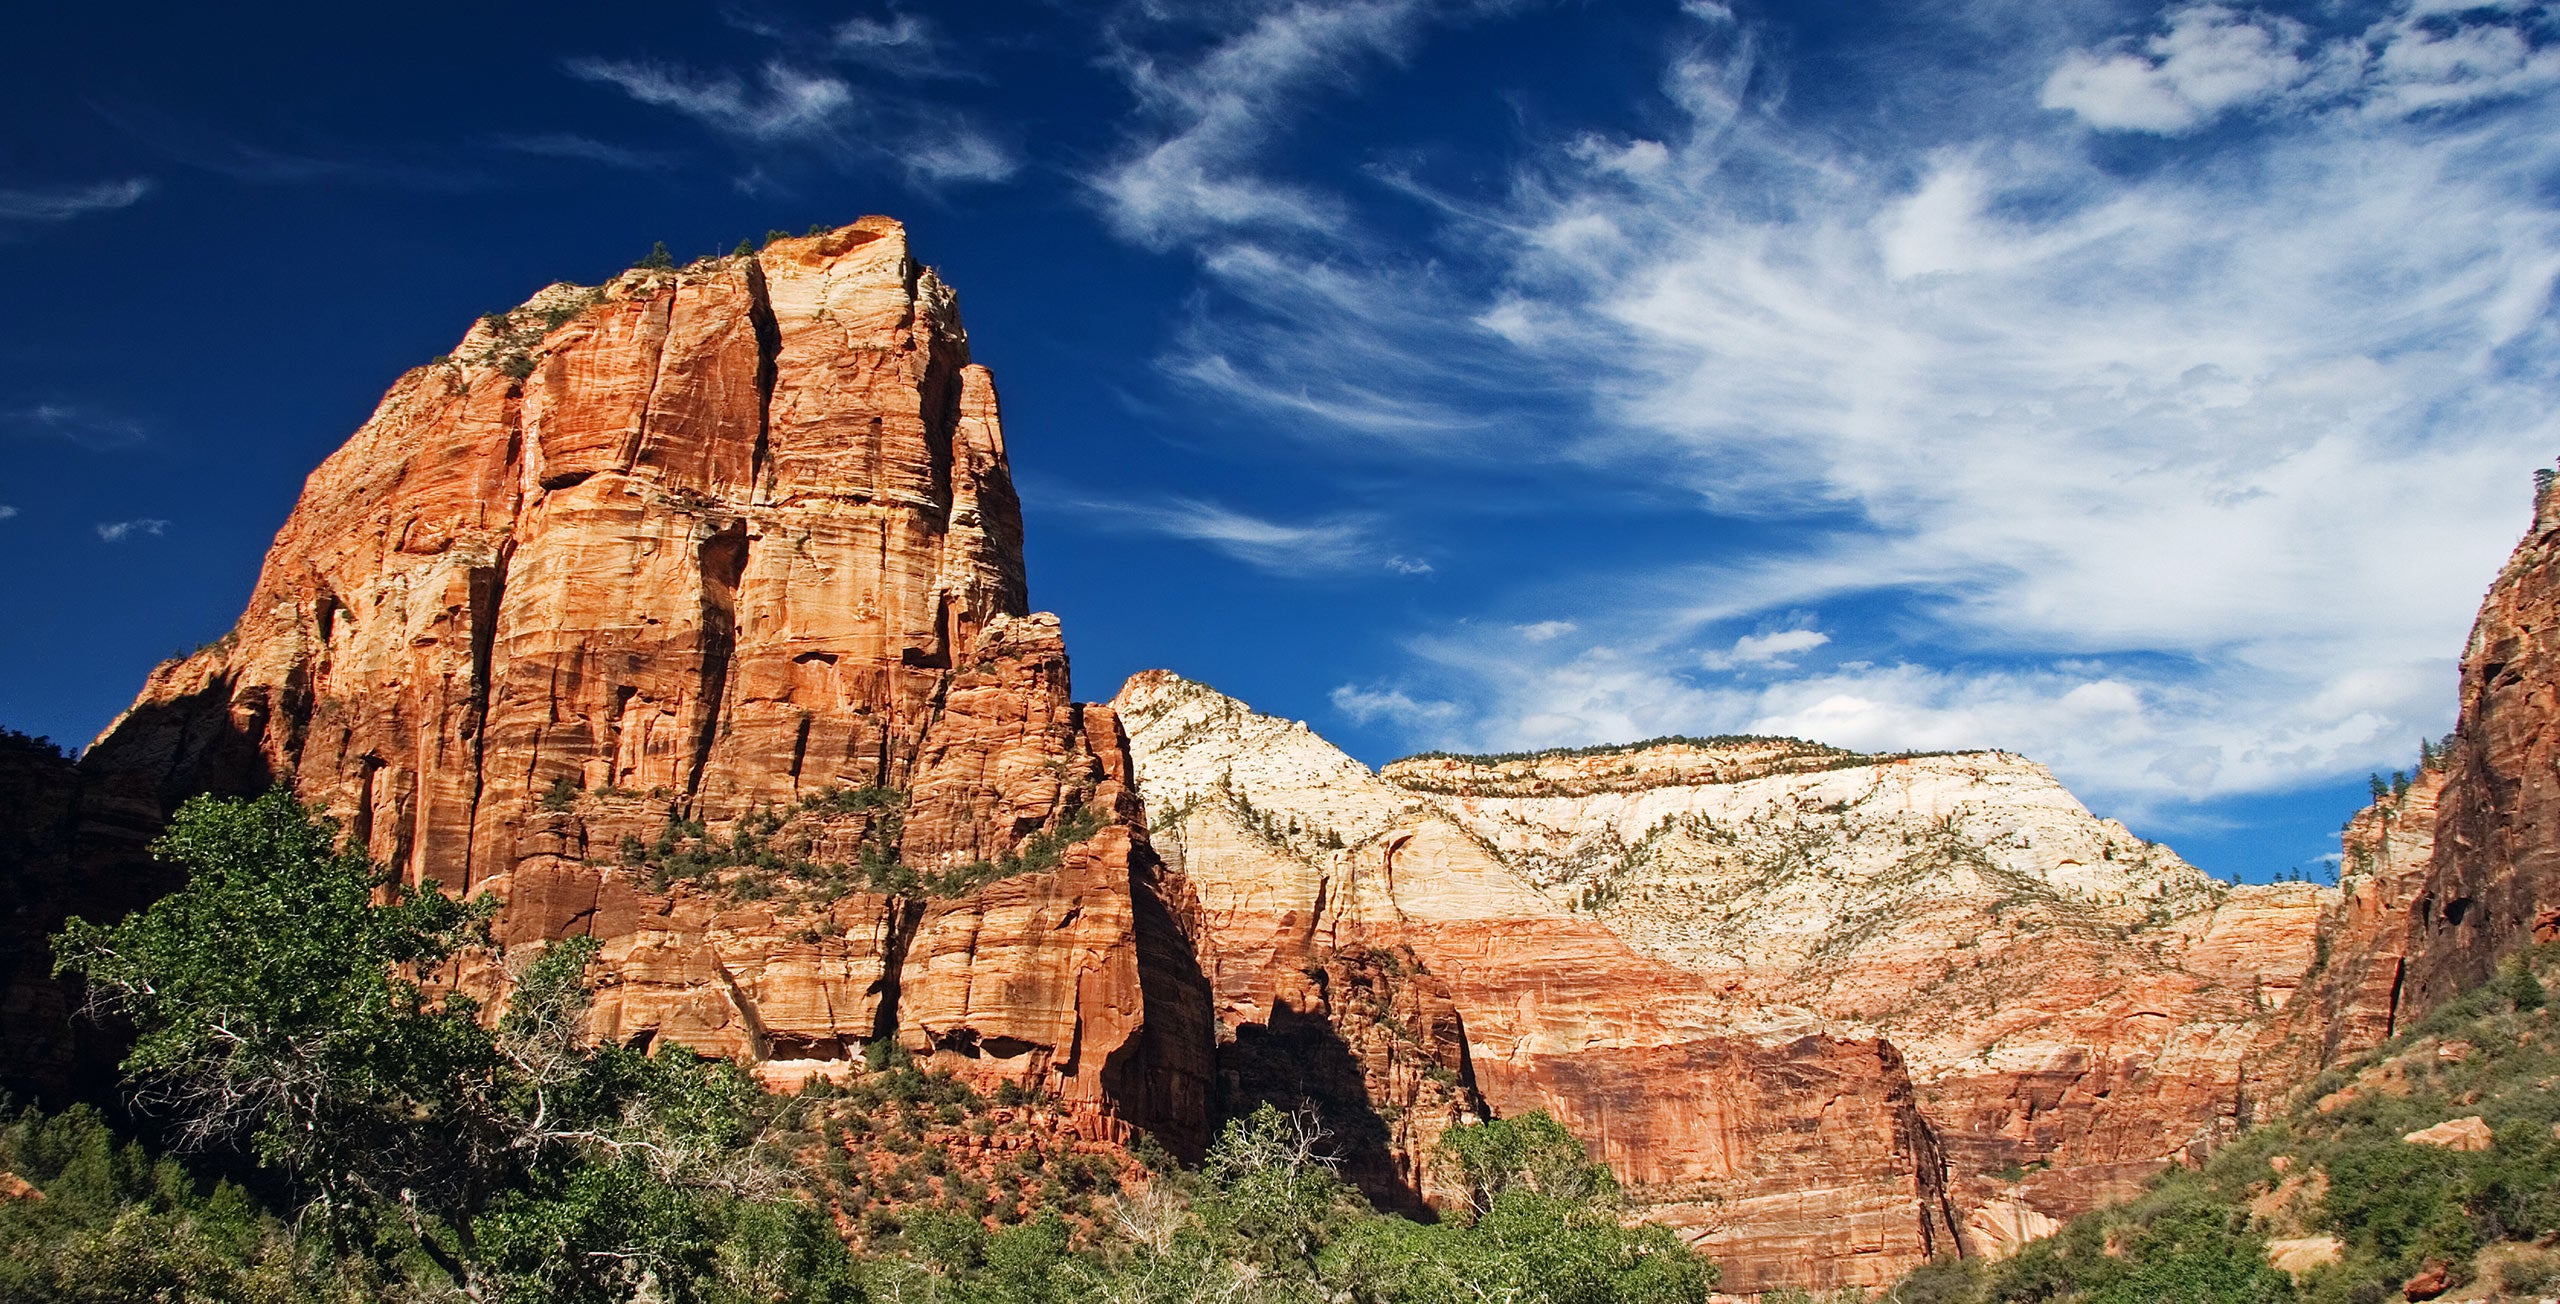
1115, 672, 1966, 1291
18, 206, 2560, 1294
1386, 742, 2329, 1245
52, 220, 1212, 1151
2261, 478, 2560, 1087
1113, 671, 2332, 1281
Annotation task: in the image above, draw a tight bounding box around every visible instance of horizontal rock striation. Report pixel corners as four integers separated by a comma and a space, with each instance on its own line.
1389, 743, 2330, 1242
1115, 672, 1965, 1291
1115, 671, 2336, 1282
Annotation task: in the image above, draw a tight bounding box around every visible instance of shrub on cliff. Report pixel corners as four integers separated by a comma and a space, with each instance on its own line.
49, 791, 852, 1301
1888, 944, 2560, 1304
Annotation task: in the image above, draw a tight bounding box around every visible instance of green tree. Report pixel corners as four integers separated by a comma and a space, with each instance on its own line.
53, 789, 492, 1233
52, 791, 847, 1302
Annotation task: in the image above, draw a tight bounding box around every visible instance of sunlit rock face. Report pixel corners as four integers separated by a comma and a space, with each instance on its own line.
1116, 670, 2334, 1284
1114, 672, 1968, 1292
2267, 486, 2560, 1090
1387, 742, 2330, 1235
66, 221, 1212, 1154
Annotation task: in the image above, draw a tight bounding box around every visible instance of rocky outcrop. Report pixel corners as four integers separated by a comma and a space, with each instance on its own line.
53, 221, 1212, 1152
1116, 672, 1964, 1291
1114, 671, 2332, 1284
0, 731, 181, 1103
1390, 744, 2330, 1234
2259, 480, 2560, 1093
2399, 485, 2560, 1006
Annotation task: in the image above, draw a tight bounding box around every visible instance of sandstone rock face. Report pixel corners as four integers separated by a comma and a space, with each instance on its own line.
62, 221, 1211, 1152
2401, 491, 2560, 1009
0, 731, 183, 1103
2259, 770, 2444, 1080
2401, 1116, 2492, 1151
1115, 672, 1964, 1292
1115, 671, 2331, 1285
1388, 745, 2330, 1233
2264, 489, 2560, 1092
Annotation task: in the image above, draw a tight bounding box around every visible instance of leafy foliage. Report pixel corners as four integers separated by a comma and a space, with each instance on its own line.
1891, 943, 2560, 1304
617, 789, 1107, 901
35, 792, 1721, 1303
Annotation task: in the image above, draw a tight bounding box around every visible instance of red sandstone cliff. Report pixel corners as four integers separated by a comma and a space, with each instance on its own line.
63, 220, 1212, 1151
1115, 672, 1965, 1292
2260, 481, 2560, 1088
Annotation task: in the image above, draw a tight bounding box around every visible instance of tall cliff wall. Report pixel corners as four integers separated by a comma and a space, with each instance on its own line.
43, 220, 1212, 1151
1113, 672, 2335, 1282
1386, 744, 2329, 1250
1114, 672, 1965, 1292
2261, 482, 2560, 1088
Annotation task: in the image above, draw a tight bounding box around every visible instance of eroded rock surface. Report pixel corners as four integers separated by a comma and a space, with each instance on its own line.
1115, 671, 2333, 1283
63, 221, 1211, 1151
1389, 744, 2329, 1232
1116, 672, 1965, 1291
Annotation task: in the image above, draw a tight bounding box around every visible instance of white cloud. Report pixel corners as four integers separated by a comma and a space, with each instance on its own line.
1384, 555, 1435, 575
2041, 5, 2311, 133
1331, 683, 1464, 730
2043, 1, 2560, 134
0, 178, 153, 224
1103, 0, 2560, 808
1514, 620, 1577, 643
95, 518, 168, 543
1700, 628, 1830, 670
568, 58, 853, 140
566, 51, 1016, 184
1093, 1, 1441, 248
1070, 495, 1384, 573
0, 505, 17, 520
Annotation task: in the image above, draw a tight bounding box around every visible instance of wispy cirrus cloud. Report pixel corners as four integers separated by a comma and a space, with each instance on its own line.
94, 104, 492, 191
95, 518, 168, 543
1064, 494, 1413, 574
566, 22, 1016, 186
1092, 0, 1443, 248
3, 404, 147, 450
568, 59, 853, 141
1088, 0, 2560, 809
493, 132, 675, 170
0, 178, 152, 225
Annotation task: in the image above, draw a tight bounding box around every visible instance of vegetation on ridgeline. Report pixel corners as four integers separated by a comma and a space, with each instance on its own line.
1889, 946, 2560, 1304
600, 784, 1109, 901
14, 791, 1720, 1303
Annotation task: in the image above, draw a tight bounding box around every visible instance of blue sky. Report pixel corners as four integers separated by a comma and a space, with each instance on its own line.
4, 0, 2556, 883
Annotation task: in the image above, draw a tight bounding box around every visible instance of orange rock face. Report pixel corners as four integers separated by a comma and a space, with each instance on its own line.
2265, 488, 2560, 1092
62, 221, 1211, 1152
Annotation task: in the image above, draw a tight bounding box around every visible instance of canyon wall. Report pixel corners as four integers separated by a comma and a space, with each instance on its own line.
1114, 672, 2332, 1281
1115, 673, 1965, 1291
47, 220, 1212, 1151
2261, 481, 2560, 1087
1387, 743, 2329, 1249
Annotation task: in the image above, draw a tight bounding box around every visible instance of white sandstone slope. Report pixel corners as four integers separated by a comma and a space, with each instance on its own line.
1114, 669, 2337, 1263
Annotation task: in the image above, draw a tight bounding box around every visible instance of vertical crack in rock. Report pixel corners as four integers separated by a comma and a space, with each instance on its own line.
745, 256, 781, 502
685, 520, 749, 808
871, 897, 928, 1047
709, 953, 773, 1062
460, 547, 511, 890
